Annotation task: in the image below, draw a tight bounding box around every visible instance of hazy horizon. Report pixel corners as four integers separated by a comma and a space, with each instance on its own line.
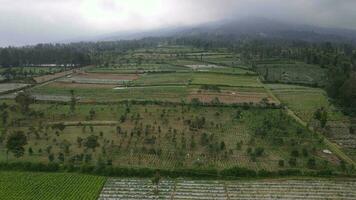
1, 0, 356, 47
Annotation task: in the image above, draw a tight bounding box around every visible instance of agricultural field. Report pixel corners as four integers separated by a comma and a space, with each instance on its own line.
0, 171, 105, 200
58, 72, 139, 85
268, 84, 356, 162
87, 63, 190, 73
191, 73, 261, 87
33, 69, 75, 83
1, 45, 355, 200
28, 70, 271, 104
99, 178, 356, 199
256, 62, 326, 86
267, 84, 344, 122
0, 83, 30, 94
0, 101, 341, 171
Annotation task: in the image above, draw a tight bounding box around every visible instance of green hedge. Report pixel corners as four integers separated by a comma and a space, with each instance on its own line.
0, 162, 352, 179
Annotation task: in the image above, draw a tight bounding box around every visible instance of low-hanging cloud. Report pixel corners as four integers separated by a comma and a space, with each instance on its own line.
1, 0, 356, 46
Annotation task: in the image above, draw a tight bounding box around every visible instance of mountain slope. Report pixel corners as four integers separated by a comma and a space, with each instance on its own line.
96, 17, 356, 43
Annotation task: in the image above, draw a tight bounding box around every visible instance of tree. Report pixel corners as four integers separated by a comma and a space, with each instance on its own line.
307, 158, 316, 169
15, 91, 35, 114
151, 171, 161, 195
1, 110, 8, 125
314, 107, 328, 128
339, 73, 356, 112
6, 131, 27, 158
84, 135, 99, 151
278, 160, 285, 167
77, 137, 83, 148
48, 154, 54, 162
235, 109, 242, 119
89, 108, 96, 120
28, 147, 33, 155
220, 141, 226, 151
69, 90, 77, 113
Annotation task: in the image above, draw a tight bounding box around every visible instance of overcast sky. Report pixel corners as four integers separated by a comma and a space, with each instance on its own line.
1, 0, 356, 46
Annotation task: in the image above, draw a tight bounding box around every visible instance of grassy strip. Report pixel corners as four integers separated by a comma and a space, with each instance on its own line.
0, 162, 354, 180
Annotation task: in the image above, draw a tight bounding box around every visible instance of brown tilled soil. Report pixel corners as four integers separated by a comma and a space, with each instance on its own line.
188, 90, 277, 104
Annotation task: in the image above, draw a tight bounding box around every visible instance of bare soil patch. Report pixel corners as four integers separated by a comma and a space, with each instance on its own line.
188, 90, 277, 104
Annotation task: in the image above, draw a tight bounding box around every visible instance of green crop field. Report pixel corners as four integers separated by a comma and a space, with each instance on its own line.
87, 64, 190, 73
132, 73, 193, 86
268, 84, 345, 122
191, 73, 262, 87
256, 63, 326, 86
0, 171, 105, 200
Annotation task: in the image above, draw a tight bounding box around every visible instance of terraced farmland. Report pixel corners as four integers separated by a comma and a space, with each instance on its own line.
99, 178, 356, 200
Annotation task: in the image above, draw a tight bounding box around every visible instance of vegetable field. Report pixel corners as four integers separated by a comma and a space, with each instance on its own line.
99, 178, 356, 199
0, 171, 105, 200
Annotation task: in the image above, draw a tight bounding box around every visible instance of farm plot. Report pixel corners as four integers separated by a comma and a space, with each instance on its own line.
0, 83, 30, 94
33, 69, 74, 83
185, 64, 225, 70
1, 102, 338, 171
256, 63, 326, 86
191, 73, 262, 87
188, 87, 277, 105
226, 179, 356, 200
203, 56, 242, 67
88, 64, 189, 73
174, 180, 227, 200
31, 82, 189, 102
208, 67, 255, 75
99, 178, 175, 199
268, 84, 356, 162
58, 72, 139, 85
98, 178, 356, 200
0, 171, 105, 200
132, 73, 193, 86
268, 84, 345, 122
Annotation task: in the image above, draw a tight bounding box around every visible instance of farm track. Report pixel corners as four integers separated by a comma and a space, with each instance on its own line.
98, 178, 356, 200
259, 78, 356, 166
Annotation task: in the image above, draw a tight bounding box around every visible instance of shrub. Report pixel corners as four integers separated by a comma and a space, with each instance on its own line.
288, 158, 297, 167
278, 160, 285, 167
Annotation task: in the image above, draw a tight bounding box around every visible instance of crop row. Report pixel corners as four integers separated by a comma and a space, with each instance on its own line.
99, 178, 356, 200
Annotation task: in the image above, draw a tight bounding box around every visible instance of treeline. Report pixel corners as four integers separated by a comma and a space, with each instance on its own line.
0, 44, 90, 67
0, 38, 160, 67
